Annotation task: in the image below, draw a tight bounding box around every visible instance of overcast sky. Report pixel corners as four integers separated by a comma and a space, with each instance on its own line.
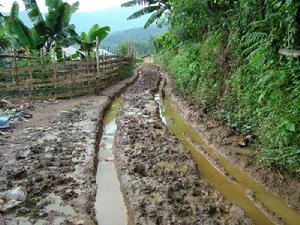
0, 0, 127, 12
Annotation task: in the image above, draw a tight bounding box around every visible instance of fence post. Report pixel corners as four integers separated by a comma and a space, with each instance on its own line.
28, 55, 33, 90
62, 50, 67, 80
52, 48, 57, 90
96, 36, 100, 76
40, 48, 45, 79
13, 49, 18, 84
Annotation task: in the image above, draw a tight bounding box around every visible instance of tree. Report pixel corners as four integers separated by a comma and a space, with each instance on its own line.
4, 0, 80, 51
122, 0, 171, 28
4, 1, 39, 49
117, 42, 129, 57
0, 4, 10, 50
80, 24, 110, 58
22, 0, 80, 50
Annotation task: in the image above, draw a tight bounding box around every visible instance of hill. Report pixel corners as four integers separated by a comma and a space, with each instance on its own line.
102, 26, 167, 55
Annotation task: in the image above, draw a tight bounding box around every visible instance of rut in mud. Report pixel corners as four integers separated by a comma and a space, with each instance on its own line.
100, 64, 300, 225
113, 65, 253, 225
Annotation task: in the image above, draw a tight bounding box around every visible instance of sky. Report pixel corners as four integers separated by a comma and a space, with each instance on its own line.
0, 0, 127, 12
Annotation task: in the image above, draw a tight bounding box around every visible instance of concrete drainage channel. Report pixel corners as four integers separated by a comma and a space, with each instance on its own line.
95, 64, 300, 225
94, 96, 128, 225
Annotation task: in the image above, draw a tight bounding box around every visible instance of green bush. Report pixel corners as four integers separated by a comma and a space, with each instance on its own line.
155, 0, 300, 176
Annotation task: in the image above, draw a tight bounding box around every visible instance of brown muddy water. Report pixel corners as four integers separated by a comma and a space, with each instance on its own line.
95, 97, 128, 225
158, 94, 300, 225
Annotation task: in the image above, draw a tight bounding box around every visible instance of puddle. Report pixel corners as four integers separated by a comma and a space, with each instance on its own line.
95, 97, 128, 225
159, 95, 300, 225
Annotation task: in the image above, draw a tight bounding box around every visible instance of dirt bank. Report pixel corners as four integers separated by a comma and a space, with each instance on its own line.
162, 69, 300, 213
115, 64, 253, 225
0, 74, 137, 225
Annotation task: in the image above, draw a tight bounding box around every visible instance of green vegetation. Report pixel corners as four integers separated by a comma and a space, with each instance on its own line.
2, 0, 112, 62
0, 17, 10, 51
4, 0, 80, 51
80, 24, 110, 58
155, 0, 300, 175
122, 0, 171, 28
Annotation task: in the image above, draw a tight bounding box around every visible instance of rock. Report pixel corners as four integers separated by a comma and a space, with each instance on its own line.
0, 200, 20, 213
5, 186, 27, 202
15, 148, 31, 160
0, 195, 5, 205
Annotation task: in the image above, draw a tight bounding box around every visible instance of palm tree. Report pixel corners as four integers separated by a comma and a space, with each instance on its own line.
122, 0, 171, 28
80, 24, 111, 58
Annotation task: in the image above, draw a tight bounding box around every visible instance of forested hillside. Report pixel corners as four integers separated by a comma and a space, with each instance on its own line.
155, 0, 300, 175
102, 26, 167, 55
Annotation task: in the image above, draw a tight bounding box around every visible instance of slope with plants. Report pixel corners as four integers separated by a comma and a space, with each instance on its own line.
155, 0, 300, 175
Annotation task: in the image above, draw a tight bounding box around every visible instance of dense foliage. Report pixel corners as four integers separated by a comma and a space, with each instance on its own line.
4, 0, 80, 51
155, 0, 300, 175
2, 0, 111, 63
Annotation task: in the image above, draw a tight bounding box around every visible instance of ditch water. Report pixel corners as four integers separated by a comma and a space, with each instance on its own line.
94, 86, 300, 225
158, 93, 300, 225
95, 97, 128, 225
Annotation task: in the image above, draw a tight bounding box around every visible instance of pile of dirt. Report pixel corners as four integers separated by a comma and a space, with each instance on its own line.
115, 65, 253, 225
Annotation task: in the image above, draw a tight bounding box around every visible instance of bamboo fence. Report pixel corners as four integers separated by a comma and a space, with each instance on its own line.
0, 55, 131, 99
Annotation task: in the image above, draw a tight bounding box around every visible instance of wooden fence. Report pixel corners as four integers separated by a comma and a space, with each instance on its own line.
0, 55, 131, 99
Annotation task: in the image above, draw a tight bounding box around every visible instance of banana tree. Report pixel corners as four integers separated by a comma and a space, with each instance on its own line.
5, 0, 80, 51
122, 0, 171, 28
4, 1, 44, 50
22, 0, 80, 50
80, 24, 110, 58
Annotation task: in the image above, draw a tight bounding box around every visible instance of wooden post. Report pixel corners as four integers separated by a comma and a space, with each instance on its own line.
40, 48, 45, 79
28, 54, 33, 90
13, 49, 18, 84
62, 50, 67, 80
96, 36, 100, 76
52, 48, 57, 89
80, 53, 83, 76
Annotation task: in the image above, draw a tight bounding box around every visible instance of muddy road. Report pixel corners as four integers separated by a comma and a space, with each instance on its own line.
0, 64, 300, 225
114, 65, 253, 225
0, 75, 137, 225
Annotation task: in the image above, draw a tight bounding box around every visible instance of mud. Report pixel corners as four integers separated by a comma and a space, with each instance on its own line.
161, 69, 300, 215
0, 75, 137, 225
114, 64, 253, 225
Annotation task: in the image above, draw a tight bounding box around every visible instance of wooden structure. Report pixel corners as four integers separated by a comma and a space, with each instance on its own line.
142, 55, 154, 63
0, 55, 131, 98
279, 49, 300, 58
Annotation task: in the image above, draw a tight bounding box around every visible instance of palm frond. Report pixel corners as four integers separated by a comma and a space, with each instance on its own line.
128, 5, 160, 20
144, 7, 164, 28
45, 0, 62, 10
22, 0, 47, 36
4, 16, 34, 48
10, 1, 19, 18
122, 1, 149, 7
